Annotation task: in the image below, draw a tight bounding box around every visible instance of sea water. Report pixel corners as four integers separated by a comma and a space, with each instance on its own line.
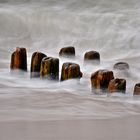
0, 0, 140, 138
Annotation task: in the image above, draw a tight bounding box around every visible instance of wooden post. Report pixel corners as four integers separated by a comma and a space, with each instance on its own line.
59, 46, 75, 57
10, 47, 27, 71
61, 62, 82, 81
30, 52, 46, 78
40, 57, 59, 80
134, 83, 140, 95
84, 51, 100, 64
91, 69, 114, 93
108, 78, 126, 93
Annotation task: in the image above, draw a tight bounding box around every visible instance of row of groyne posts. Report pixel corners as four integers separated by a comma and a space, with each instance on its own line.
10, 46, 140, 95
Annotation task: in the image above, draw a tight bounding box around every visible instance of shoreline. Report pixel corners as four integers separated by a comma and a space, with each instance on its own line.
0, 114, 140, 140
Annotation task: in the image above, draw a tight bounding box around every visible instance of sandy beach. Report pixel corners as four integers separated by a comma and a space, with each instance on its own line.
0, 115, 140, 140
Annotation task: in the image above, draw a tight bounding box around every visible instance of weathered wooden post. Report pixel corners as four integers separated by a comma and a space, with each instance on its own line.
134, 83, 140, 95
108, 78, 126, 93
40, 57, 59, 80
61, 62, 82, 81
10, 47, 27, 71
84, 51, 100, 64
113, 62, 129, 70
91, 69, 114, 93
59, 46, 75, 57
30, 52, 46, 78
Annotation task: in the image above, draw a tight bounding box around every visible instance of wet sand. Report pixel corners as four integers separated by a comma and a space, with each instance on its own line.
0, 115, 140, 140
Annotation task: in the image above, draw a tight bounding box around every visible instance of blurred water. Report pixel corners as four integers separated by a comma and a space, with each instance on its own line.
0, 0, 140, 122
